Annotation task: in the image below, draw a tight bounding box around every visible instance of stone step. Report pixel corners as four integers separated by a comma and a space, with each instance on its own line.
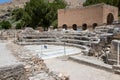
112, 65, 120, 70
113, 70, 120, 74
108, 59, 117, 65
112, 65, 120, 75
17, 41, 88, 50
69, 55, 113, 72
109, 54, 120, 59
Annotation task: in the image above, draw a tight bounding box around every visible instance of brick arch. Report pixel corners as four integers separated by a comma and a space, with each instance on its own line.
107, 13, 114, 25
62, 24, 68, 30
82, 23, 87, 30
92, 23, 98, 29
72, 24, 77, 30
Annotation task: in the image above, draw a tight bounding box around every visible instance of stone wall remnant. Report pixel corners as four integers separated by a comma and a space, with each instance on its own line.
0, 64, 28, 80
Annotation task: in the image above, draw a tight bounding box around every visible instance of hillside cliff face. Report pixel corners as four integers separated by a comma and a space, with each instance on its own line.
0, 0, 29, 15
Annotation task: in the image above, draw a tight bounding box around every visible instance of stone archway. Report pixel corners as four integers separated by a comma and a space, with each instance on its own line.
72, 24, 77, 30
92, 23, 98, 29
62, 24, 68, 30
82, 23, 87, 30
107, 13, 114, 25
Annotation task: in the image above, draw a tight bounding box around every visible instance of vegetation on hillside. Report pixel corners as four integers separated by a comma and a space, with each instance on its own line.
0, 20, 12, 29
83, 0, 120, 16
12, 0, 67, 30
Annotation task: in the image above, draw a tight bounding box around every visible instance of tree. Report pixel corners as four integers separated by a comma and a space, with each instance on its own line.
12, 8, 25, 21
51, 19, 58, 29
1, 20, 12, 29
16, 22, 24, 29
0, 22, 2, 29
12, 0, 67, 29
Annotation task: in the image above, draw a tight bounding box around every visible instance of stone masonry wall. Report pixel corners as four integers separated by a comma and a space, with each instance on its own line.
58, 3, 118, 28
0, 64, 28, 80
103, 4, 118, 24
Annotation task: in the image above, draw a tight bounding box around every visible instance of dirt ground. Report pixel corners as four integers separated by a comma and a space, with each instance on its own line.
45, 57, 120, 80
0, 41, 18, 67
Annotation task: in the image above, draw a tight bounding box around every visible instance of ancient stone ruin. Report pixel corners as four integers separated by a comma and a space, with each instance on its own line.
0, 23, 120, 80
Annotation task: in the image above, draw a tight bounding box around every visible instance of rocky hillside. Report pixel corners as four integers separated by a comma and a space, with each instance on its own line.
65, 0, 85, 8
0, 0, 29, 21
0, 0, 29, 15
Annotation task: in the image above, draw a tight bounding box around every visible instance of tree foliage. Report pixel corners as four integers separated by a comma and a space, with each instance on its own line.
83, 0, 120, 16
12, 8, 25, 21
15, 22, 24, 29
51, 19, 58, 29
0, 20, 11, 29
12, 0, 67, 29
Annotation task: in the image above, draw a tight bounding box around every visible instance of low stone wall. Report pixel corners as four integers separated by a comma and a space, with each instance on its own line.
0, 63, 28, 80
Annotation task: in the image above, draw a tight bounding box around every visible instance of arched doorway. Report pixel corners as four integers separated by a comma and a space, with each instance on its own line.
62, 24, 67, 30
107, 13, 114, 25
72, 24, 77, 30
92, 23, 98, 29
82, 23, 87, 30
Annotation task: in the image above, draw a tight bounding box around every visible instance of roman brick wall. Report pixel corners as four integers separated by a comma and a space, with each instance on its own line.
58, 4, 118, 29
58, 4, 103, 28
103, 5, 118, 24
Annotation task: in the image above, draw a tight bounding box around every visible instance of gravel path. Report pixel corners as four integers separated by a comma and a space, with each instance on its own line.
0, 41, 18, 67
45, 58, 120, 80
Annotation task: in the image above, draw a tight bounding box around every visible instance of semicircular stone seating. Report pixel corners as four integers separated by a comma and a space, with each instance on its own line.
16, 28, 100, 55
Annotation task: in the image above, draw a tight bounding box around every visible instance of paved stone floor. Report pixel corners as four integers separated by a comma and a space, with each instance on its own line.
24, 45, 81, 59
45, 58, 120, 80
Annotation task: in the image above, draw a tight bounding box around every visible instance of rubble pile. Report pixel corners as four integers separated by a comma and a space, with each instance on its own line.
0, 29, 22, 40
20, 28, 38, 34
7, 42, 69, 80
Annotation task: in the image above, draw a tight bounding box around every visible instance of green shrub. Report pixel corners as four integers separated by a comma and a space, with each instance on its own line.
51, 20, 58, 29
1, 20, 12, 29
16, 22, 23, 29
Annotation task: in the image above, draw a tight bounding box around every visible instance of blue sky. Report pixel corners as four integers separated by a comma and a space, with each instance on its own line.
0, 0, 11, 4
